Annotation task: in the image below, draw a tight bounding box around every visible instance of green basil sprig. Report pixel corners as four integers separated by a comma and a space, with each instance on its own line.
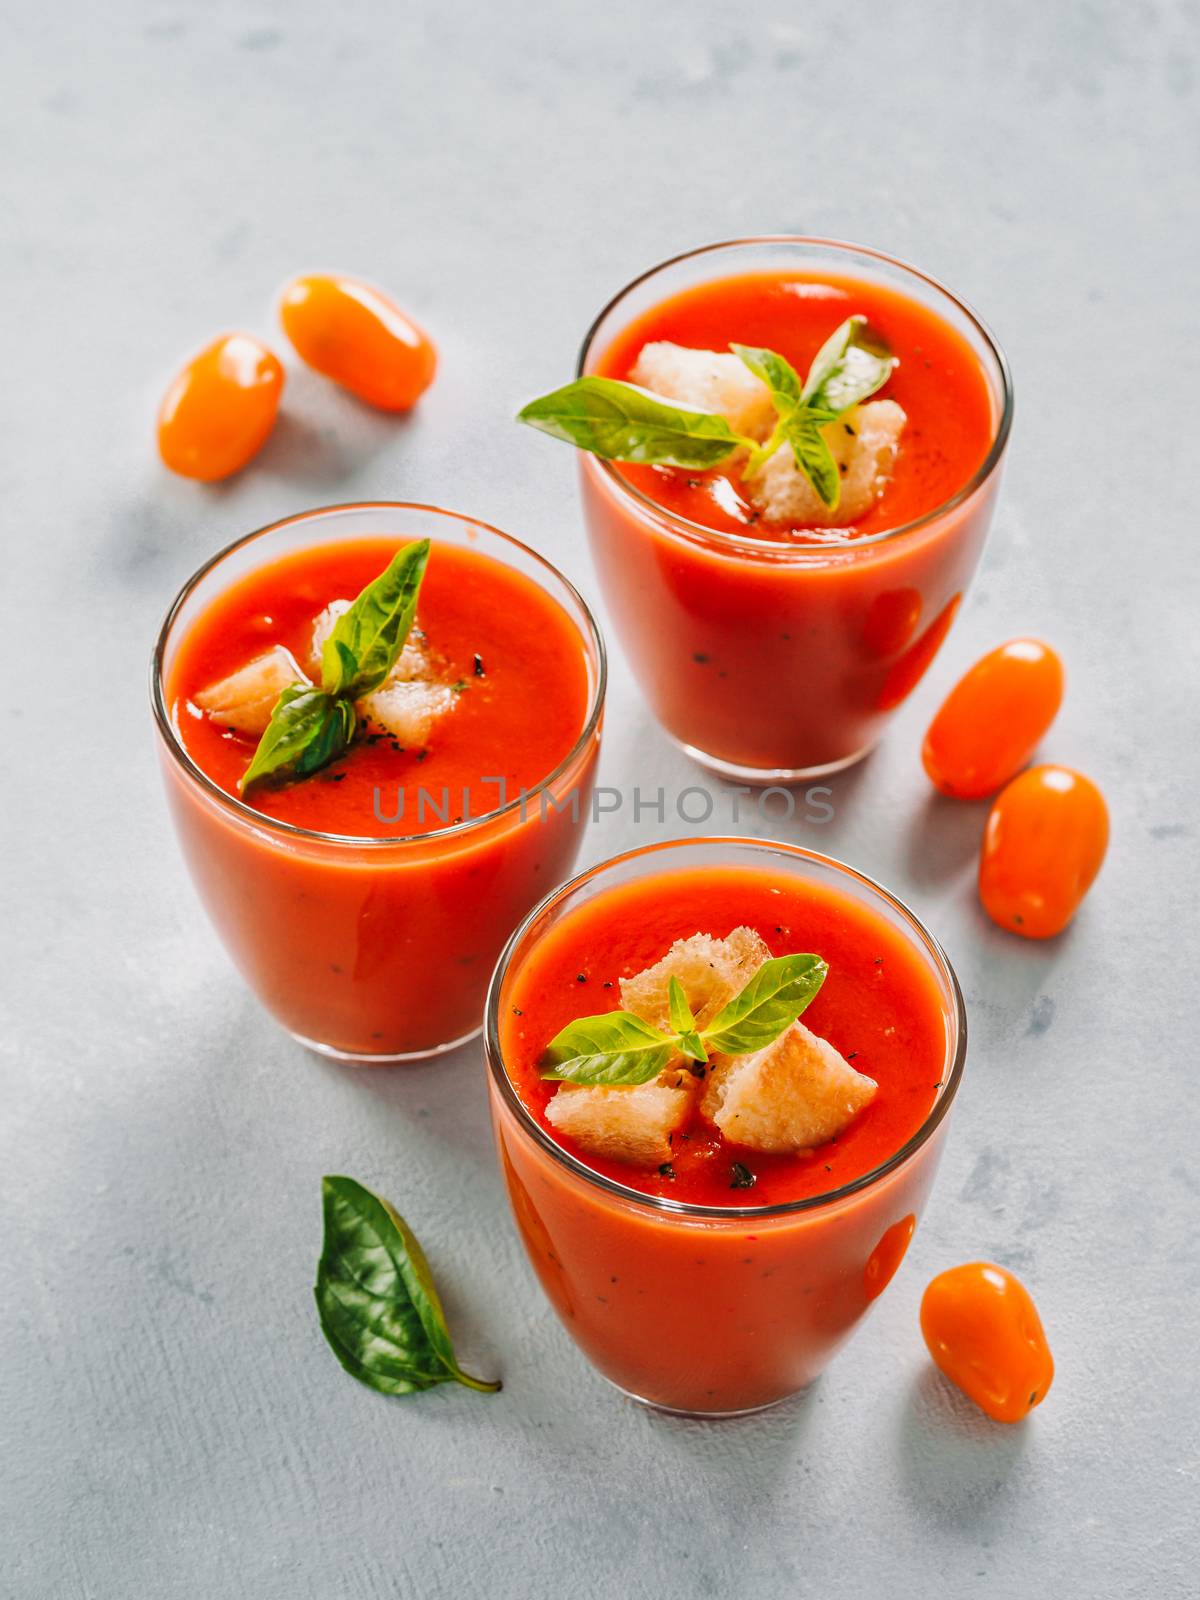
540, 952, 828, 1087
516, 317, 894, 511
315, 1176, 501, 1398
240, 538, 431, 792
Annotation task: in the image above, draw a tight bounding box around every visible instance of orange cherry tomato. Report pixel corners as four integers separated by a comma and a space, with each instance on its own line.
157, 334, 284, 482
921, 1262, 1054, 1423
979, 764, 1109, 938
279, 274, 436, 411
923, 638, 1064, 798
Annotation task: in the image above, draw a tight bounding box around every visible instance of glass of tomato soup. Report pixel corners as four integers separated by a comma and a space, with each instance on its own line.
486, 837, 965, 1415
575, 238, 1012, 782
153, 503, 605, 1060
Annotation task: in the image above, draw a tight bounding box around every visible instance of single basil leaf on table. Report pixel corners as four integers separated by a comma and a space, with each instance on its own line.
700, 953, 829, 1056
517, 376, 750, 469
315, 1176, 501, 1397
667, 975, 708, 1065
802, 315, 896, 416
240, 686, 356, 792
321, 537, 431, 699
539, 1009, 681, 1086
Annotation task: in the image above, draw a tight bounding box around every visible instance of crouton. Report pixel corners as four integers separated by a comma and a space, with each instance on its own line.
702, 1020, 877, 1153
620, 927, 770, 1040
359, 679, 456, 747
193, 645, 309, 736
546, 1078, 693, 1167
746, 399, 906, 528
630, 342, 776, 441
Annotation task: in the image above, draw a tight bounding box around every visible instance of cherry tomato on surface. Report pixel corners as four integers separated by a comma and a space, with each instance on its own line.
979, 764, 1109, 938
920, 1262, 1054, 1423
279, 274, 437, 411
923, 638, 1064, 799
157, 334, 284, 482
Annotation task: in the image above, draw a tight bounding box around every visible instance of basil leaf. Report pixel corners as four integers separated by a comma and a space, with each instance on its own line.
517, 377, 750, 469
668, 975, 707, 1065
539, 1010, 681, 1086
315, 1176, 501, 1398
240, 687, 356, 792
731, 343, 802, 406
784, 419, 842, 510
802, 316, 895, 415
322, 539, 431, 699
700, 953, 829, 1057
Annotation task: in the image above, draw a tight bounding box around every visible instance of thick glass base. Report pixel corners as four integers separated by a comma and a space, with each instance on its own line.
290, 1021, 483, 1065
674, 736, 877, 787
602, 1370, 807, 1418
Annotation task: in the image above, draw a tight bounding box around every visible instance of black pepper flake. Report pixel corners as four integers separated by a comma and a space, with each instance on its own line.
576, 973, 587, 984
847, 1052, 858, 1061
416, 749, 428, 762
512, 1006, 523, 1016
824, 1163, 832, 1172
843, 422, 856, 437
730, 1163, 756, 1190
658, 1163, 676, 1180
874, 956, 883, 965
602, 980, 613, 989
474, 654, 485, 676
693, 652, 710, 665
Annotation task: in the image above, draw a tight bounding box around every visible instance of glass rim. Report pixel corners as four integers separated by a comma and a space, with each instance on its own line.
574, 235, 1014, 557
484, 835, 968, 1222
149, 500, 608, 849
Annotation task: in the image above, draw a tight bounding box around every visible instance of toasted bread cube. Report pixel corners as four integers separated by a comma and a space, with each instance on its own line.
747, 399, 906, 528
309, 599, 351, 673
193, 645, 309, 736
631, 342, 776, 441
546, 1079, 693, 1167
360, 679, 455, 747
309, 600, 431, 685
620, 926, 770, 1039
702, 1021, 877, 1153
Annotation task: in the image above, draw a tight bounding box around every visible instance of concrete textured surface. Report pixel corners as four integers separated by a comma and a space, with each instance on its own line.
3, 2, 1197, 1596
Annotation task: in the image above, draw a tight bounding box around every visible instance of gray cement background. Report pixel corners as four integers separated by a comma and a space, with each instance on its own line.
3, 2, 1197, 1595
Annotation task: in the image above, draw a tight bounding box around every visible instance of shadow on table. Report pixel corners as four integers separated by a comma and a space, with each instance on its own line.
899, 790, 991, 891
895, 1365, 1029, 1532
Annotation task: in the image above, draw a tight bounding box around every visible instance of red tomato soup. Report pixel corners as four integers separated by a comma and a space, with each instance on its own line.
487, 843, 964, 1413
155, 508, 602, 1059
578, 243, 1009, 779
